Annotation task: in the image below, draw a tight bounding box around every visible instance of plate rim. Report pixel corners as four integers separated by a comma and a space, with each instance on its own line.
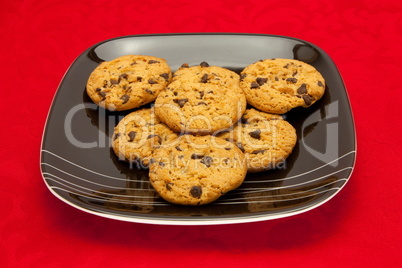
40, 32, 357, 225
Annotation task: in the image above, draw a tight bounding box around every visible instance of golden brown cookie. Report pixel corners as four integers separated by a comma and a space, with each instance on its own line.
218, 108, 297, 172
154, 79, 246, 135
86, 55, 172, 111
240, 58, 325, 114
172, 61, 240, 88
112, 108, 178, 167
148, 135, 247, 205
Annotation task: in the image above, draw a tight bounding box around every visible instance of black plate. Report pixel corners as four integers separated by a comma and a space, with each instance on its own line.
40, 33, 356, 225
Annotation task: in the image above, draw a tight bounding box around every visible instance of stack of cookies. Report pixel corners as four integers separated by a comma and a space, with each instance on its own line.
86, 55, 326, 205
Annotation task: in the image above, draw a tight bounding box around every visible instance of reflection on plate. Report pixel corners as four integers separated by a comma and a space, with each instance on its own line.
40, 33, 356, 225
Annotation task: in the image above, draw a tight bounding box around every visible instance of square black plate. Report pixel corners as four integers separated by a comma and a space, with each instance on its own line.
40, 33, 356, 225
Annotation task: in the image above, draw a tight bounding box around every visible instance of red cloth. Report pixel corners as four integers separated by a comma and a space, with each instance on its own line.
1, 0, 401, 267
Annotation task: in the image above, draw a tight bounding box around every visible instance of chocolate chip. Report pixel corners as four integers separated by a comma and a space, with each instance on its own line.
181, 63, 189, 68
251, 149, 266, 154
200, 74, 209, 83
159, 161, 165, 167
148, 78, 157, 84
95, 87, 101, 92
191, 153, 204, 159
131, 61, 137, 65
190, 186, 202, 198
240, 73, 247, 81
297, 83, 307, 94
249, 129, 261, 139
236, 142, 245, 152
120, 94, 130, 104
224, 147, 232, 150
110, 79, 119, 85
148, 60, 160, 64
200, 156, 213, 167
175, 146, 183, 151
283, 64, 290, 68
173, 98, 188, 108
250, 82, 259, 89
173, 92, 178, 96
200, 61, 209, 67
292, 70, 298, 77
197, 101, 207, 105
303, 95, 314, 105
275, 77, 279, 81
317, 81, 324, 87
199, 91, 205, 98
286, 78, 298, 83
240, 116, 249, 124
149, 158, 156, 165
119, 73, 128, 80
147, 134, 162, 144
256, 77, 268, 86
137, 76, 143, 82
113, 133, 121, 140
160, 73, 169, 81
166, 183, 174, 190
99, 91, 107, 99
145, 89, 154, 94
128, 131, 137, 142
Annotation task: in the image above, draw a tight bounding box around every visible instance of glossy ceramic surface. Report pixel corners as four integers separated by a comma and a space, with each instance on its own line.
40, 33, 356, 225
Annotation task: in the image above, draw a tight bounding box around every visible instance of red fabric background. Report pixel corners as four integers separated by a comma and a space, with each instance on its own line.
1, 0, 401, 267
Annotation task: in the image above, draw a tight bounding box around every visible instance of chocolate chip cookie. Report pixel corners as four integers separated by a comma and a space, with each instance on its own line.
86, 55, 172, 111
148, 135, 247, 205
112, 108, 178, 167
154, 78, 246, 135
240, 58, 325, 114
172, 61, 240, 88
218, 108, 297, 172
